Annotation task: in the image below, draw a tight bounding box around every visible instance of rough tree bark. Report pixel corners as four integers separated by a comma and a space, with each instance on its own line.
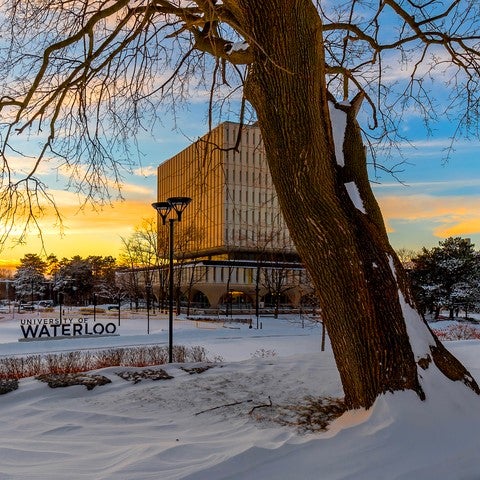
235, 0, 479, 409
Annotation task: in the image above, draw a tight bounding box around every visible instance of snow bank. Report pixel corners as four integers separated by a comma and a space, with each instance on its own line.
0, 313, 479, 479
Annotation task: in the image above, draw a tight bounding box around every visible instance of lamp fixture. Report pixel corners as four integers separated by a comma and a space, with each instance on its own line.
151, 201, 172, 225
167, 197, 192, 221
152, 197, 192, 224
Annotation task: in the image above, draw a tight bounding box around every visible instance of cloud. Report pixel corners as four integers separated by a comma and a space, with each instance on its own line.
6, 154, 59, 177
380, 47, 455, 83
120, 182, 154, 197
41, 198, 156, 233
393, 138, 480, 151
53, 162, 155, 199
377, 194, 480, 238
374, 178, 480, 193
132, 165, 158, 177
434, 219, 480, 238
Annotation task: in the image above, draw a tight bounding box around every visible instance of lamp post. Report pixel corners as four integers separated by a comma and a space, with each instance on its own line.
152, 197, 192, 363
146, 282, 152, 334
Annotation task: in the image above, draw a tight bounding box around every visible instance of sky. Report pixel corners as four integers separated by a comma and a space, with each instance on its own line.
372, 135, 480, 251
0, 3, 479, 271
1, 101, 479, 271
0, 107, 210, 270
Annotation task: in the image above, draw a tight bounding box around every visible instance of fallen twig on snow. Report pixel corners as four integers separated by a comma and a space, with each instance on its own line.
249, 396, 272, 414
195, 399, 253, 415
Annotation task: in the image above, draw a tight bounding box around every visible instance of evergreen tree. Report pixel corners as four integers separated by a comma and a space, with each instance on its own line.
54, 256, 93, 305
88, 255, 118, 303
13, 254, 47, 303
410, 238, 480, 319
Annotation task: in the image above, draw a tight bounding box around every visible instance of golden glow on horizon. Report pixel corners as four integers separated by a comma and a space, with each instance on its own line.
1, 198, 156, 267
2, 192, 480, 269
377, 194, 480, 235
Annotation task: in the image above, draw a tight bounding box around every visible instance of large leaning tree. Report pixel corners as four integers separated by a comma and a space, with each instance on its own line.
0, 0, 479, 409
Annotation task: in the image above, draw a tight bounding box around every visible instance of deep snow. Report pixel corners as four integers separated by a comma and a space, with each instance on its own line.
0, 308, 479, 479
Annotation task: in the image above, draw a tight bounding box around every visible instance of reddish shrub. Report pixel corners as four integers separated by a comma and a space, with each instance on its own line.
432, 323, 480, 341
0, 345, 208, 380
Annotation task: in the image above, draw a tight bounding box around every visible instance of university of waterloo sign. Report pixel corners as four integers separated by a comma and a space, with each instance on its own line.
19, 317, 119, 341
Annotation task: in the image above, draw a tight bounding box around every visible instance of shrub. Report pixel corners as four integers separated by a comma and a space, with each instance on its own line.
432, 323, 480, 341
0, 344, 208, 380
188, 346, 208, 363
79, 307, 106, 314
251, 348, 277, 358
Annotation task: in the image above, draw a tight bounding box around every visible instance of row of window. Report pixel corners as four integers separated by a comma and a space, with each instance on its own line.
225, 188, 277, 205
224, 207, 285, 227
224, 124, 262, 150
225, 168, 272, 187
181, 264, 308, 285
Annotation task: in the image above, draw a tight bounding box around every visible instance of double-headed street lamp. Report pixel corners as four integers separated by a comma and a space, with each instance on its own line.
152, 196, 192, 363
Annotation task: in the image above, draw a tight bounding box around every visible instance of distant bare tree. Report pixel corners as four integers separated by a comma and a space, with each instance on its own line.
119, 218, 202, 311
119, 218, 167, 308
173, 224, 204, 315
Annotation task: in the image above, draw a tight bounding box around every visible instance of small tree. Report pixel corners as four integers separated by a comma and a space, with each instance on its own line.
118, 238, 145, 310
174, 224, 204, 315
119, 218, 168, 309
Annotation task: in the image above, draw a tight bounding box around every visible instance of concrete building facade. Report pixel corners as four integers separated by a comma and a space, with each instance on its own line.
155, 122, 315, 311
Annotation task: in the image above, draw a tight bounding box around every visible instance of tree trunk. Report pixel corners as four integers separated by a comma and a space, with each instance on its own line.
236, 0, 479, 409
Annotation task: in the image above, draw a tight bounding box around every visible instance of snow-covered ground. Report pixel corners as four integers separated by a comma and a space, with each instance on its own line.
0, 308, 480, 479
